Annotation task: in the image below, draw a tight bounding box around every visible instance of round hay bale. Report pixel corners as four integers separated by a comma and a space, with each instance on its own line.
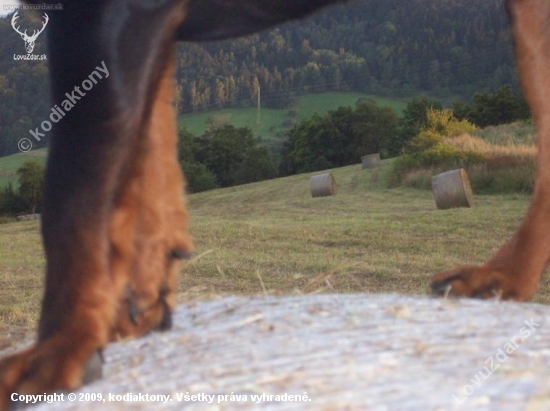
32, 294, 550, 411
431, 168, 473, 210
309, 173, 336, 197
361, 153, 381, 169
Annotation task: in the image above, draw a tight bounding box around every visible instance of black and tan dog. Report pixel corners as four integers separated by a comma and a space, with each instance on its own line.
0, 0, 549, 408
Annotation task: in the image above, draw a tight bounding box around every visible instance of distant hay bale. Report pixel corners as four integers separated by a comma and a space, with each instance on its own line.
361, 153, 381, 169
309, 173, 337, 197
431, 168, 473, 210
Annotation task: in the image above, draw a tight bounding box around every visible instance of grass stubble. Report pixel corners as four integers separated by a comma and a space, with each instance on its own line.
0, 162, 545, 351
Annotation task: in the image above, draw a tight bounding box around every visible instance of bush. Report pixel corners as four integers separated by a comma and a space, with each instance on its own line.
416, 144, 482, 167
234, 146, 278, 185
407, 130, 443, 153
390, 120, 535, 194
0, 216, 15, 224
452, 86, 531, 127
178, 125, 278, 192
424, 108, 477, 137
391, 109, 484, 188
395, 96, 443, 154
392, 109, 482, 180
182, 162, 219, 193
0, 160, 44, 216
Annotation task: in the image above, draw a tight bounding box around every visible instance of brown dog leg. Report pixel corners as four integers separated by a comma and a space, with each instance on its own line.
432, 0, 550, 301
109, 56, 192, 338
0, 2, 189, 408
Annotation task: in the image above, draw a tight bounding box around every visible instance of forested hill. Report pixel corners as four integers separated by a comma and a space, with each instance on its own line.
175, 0, 515, 112
1, 0, 515, 157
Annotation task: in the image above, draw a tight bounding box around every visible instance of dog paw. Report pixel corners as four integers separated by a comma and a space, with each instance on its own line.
0, 339, 102, 411
430, 265, 528, 301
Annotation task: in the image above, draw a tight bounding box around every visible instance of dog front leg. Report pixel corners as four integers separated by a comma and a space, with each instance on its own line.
432, 0, 550, 301
0, 1, 190, 406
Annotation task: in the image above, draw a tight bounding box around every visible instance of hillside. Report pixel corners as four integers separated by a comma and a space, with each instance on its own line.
0, 0, 515, 157
0, 161, 539, 348
176, 0, 513, 113
0, 91, 407, 188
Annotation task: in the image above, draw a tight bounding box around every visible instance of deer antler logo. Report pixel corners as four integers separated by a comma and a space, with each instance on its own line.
12, 11, 49, 54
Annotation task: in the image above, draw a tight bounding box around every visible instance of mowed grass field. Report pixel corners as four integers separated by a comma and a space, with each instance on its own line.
1, 162, 547, 351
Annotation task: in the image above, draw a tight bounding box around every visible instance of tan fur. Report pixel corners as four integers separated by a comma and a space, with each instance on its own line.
110, 54, 192, 338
